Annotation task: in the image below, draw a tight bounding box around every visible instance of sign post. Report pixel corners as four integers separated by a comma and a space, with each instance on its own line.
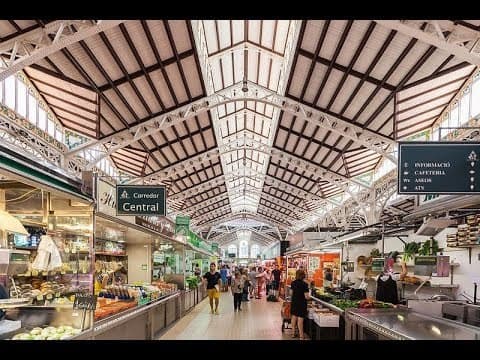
73, 292, 97, 331
116, 185, 166, 216
398, 142, 480, 194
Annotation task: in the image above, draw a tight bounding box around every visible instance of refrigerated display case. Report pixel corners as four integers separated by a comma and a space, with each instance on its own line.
0, 151, 95, 340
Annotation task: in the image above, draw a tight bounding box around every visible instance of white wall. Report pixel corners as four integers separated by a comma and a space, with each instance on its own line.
342, 243, 377, 292
127, 244, 151, 284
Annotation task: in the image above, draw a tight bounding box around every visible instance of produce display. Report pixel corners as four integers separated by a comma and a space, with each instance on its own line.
94, 281, 178, 321
330, 298, 395, 311
185, 276, 199, 289
358, 298, 394, 309
11, 326, 82, 340
331, 299, 360, 310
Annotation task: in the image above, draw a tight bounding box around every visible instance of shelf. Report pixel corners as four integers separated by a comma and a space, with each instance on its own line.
13, 270, 86, 277
95, 252, 127, 257
12, 246, 37, 250
399, 281, 459, 288
451, 244, 480, 248
66, 250, 90, 255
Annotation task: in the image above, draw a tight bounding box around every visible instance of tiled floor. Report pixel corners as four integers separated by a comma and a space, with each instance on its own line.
158, 291, 304, 340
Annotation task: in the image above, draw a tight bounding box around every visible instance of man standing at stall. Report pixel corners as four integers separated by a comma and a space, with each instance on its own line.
271, 263, 282, 299
203, 262, 222, 314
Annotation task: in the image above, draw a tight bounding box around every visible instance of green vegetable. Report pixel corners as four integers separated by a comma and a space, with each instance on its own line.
418, 238, 440, 256
331, 299, 360, 310
403, 242, 421, 261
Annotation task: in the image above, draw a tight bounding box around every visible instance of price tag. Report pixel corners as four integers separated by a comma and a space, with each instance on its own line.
24, 271, 31, 277
73, 293, 97, 310
46, 294, 53, 300
32, 270, 39, 276
42, 271, 48, 276
36, 294, 44, 301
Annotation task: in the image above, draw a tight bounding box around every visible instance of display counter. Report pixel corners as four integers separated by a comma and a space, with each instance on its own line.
345, 308, 480, 340
307, 295, 345, 340
70, 291, 181, 340
183, 286, 208, 314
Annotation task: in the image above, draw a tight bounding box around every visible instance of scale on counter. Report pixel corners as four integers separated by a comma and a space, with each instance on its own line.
0, 248, 30, 275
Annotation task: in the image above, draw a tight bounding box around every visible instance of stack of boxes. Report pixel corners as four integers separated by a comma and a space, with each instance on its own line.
448, 214, 480, 248
446, 233, 458, 248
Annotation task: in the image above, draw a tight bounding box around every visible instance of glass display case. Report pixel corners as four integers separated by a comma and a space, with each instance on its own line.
152, 240, 185, 289
0, 170, 95, 340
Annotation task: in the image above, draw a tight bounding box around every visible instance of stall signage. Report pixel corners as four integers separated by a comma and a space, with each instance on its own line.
371, 258, 385, 272
414, 256, 437, 266
398, 142, 480, 194
175, 215, 190, 239
73, 293, 97, 310
116, 185, 166, 216
97, 179, 118, 217
175, 216, 190, 227
135, 216, 174, 238
211, 243, 219, 252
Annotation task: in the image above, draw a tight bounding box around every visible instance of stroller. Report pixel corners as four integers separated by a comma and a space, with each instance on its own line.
280, 298, 292, 332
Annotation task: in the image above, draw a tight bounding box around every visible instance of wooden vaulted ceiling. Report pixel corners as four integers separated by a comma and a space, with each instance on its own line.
1, 19, 478, 245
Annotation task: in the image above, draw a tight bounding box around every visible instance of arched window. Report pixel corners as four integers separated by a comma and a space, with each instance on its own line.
239, 240, 249, 258
227, 245, 237, 257
251, 244, 260, 259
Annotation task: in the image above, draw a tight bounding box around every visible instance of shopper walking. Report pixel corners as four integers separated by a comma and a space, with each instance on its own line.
220, 265, 228, 291
231, 271, 245, 311
271, 263, 282, 298
248, 266, 258, 299
241, 268, 250, 302
290, 269, 310, 340
202, 262, 222, 314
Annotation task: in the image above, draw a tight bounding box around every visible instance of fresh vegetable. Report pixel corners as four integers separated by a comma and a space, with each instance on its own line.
418, 238, 440, 256
331, 299, 360, 310
403, 242, 421, 261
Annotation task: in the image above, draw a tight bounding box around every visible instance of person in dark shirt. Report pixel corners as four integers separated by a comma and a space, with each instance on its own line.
202, 262, 222, 314
290, 269, 310, 340
324, 268, 333, 288
271, 264, 282, 298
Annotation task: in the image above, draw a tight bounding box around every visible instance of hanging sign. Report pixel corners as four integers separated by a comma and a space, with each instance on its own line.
116, 185, 166, 216
175, 216, 190, 240
398, 142, 480, 194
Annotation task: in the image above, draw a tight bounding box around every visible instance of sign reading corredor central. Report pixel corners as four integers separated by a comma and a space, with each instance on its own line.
116, 185, 166, 216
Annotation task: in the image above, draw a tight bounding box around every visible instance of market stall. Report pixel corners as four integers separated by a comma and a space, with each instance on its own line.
0, 149, 95, 340
86, 178, 185, 339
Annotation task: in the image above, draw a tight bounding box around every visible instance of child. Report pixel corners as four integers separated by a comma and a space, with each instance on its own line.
231, 271, 244, 311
